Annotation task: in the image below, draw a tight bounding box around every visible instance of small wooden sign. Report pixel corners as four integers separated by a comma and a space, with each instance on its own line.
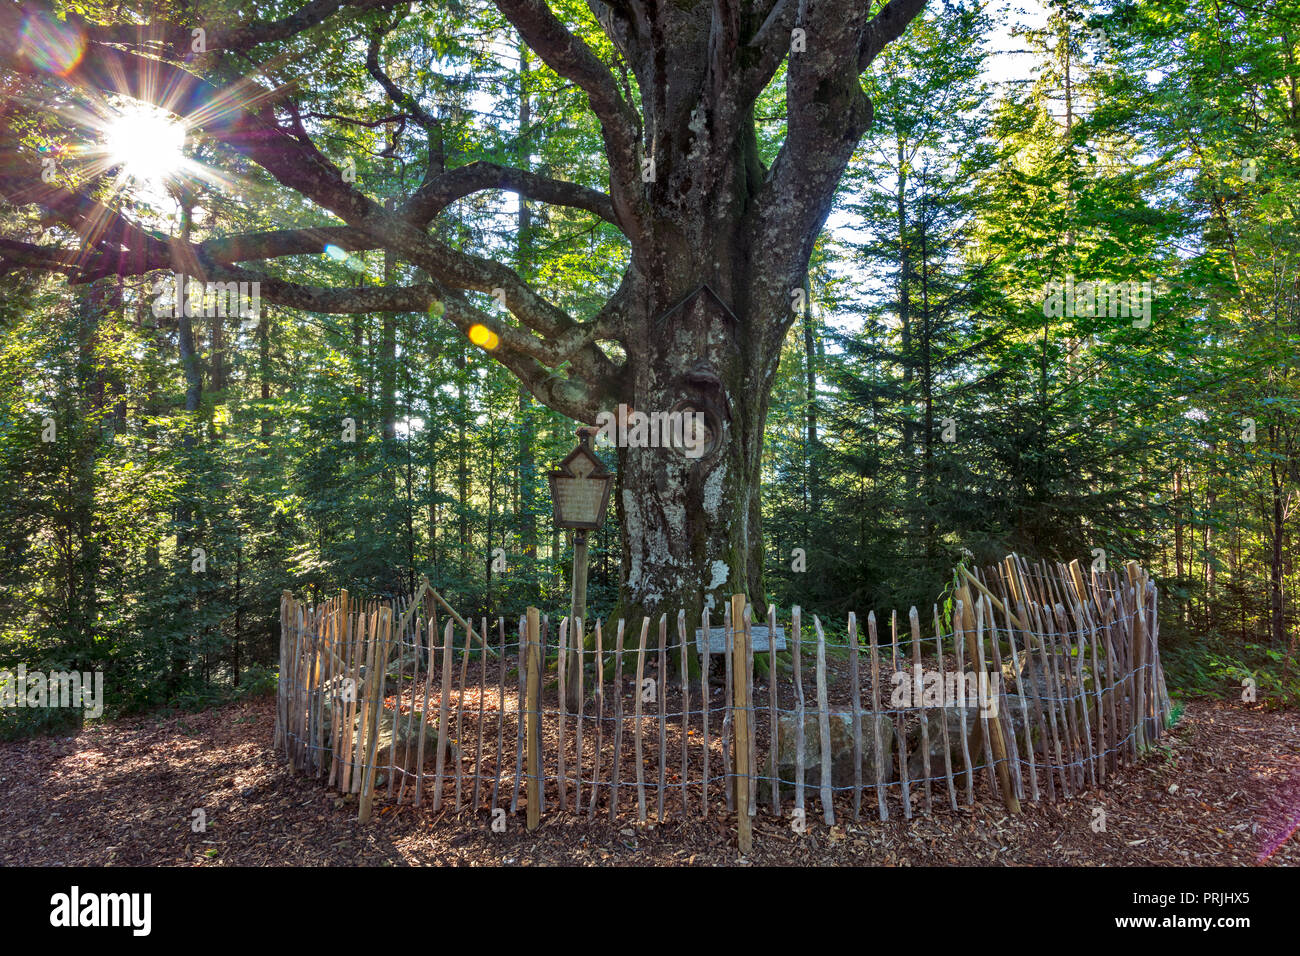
548, 430, 613, 530
694, 624, 786, 654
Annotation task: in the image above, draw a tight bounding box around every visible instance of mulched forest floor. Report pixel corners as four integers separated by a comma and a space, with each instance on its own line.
1, 695, 1297, 866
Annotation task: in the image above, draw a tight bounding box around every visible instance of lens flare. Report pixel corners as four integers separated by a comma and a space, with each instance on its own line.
468, 324, 500, 350
18, 12, 85, 76
324, 244, 366, 272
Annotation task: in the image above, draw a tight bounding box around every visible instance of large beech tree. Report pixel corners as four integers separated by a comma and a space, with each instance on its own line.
0, 0, 925, 618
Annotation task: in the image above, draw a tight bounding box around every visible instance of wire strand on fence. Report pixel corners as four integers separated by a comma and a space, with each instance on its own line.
275, 556, 1169, 836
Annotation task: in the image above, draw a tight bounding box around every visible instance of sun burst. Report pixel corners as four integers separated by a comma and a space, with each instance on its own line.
102, 105, 187, 184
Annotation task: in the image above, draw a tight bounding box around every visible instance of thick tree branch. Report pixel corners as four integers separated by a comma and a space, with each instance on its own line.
858, 0, 929, 71
493, 0, 644, 242
214, 265, 611, 419
745, 0, 926, 359
200, 226, 373, 263
0, 236, 77, 274
738, 0, 799, 106
406, 161, 618, 226
82, 0, 413, 57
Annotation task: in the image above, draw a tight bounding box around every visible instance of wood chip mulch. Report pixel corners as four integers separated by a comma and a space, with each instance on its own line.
1, 696, 1296, 866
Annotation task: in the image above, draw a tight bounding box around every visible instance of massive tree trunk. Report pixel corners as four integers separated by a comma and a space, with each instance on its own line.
586, 1, 884, 619
608, 197, 762, 623
614, 280, 774, 619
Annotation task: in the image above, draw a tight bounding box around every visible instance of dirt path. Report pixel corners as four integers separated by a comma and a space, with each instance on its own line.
1, 697, 1295, 866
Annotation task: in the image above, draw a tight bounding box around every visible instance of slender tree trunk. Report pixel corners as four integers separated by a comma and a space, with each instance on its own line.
457, 343, 469, 581
210, 306, 226, 396
1204, 454, 1216, 630
173, 201, 204, 694
1174, 466, 1187, 623
234, 538, 242, 686
66, 282, 110, 675
405, 367, 416, 595
381, 199, 398, 446
803, 274, 819, 518
919, 186, 937, 566
1269, 430, 1286, 646
516, 42, 538, 600
897, 138, 916, 519
428, 424, 439, 578
259, 310, 272, 441
487, 417, 496, 608
1234, 498, 1246, 642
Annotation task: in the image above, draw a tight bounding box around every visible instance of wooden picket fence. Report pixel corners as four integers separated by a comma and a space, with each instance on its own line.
275, 555, 1172, 850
